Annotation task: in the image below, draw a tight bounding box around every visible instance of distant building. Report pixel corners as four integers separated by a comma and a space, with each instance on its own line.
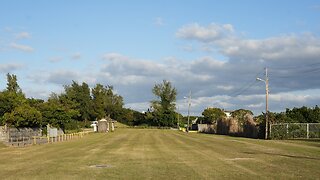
224, 110, 232, 118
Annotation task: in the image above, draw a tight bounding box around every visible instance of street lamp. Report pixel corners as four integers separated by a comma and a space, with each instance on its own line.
184, 91, 191, 133
256, 68, 269, 140
177, 105, 180, 129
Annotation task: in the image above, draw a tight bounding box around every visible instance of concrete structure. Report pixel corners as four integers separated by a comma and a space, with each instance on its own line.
91, 121, 98, 132
47, 124, 64, 138
98, 119, 108, 133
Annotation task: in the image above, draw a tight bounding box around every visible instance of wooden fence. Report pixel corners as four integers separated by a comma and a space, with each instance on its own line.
6, 131, 92, 147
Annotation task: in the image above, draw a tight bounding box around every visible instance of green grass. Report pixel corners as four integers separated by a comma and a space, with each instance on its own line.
0, 129, 319, 179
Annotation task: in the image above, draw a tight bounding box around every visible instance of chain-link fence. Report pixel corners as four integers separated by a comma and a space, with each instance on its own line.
270, 123, 320, 139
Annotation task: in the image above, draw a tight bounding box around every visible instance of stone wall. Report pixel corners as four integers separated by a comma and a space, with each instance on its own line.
0, 126, 7, 141
8, 127, 42, 139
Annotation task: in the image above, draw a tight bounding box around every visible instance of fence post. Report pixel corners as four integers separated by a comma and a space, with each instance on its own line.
269, 124, 272, 139
307, 123, 309, 139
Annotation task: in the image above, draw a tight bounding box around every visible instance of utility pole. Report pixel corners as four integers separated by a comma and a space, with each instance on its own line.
257, 67, 269, 140
187, 91, 191, 133
265, 67, 269, 140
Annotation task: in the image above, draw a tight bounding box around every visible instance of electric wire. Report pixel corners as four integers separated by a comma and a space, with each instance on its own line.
226, 68, 265, 97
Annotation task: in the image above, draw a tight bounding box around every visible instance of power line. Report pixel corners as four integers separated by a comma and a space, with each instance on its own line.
269, 62, 320, 70
227, 68, 264, 97
269, 66, 320, 78
230, 80, 259, 97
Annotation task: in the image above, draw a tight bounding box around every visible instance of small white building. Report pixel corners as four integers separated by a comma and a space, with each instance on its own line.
224, 110, 232, 118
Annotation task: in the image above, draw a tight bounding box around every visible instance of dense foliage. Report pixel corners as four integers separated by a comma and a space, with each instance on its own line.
256, 106, 320, 124
201, 107, 226, 124
0, 73, 127, 131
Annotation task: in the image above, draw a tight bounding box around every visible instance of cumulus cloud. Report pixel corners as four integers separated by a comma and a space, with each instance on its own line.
177, 23, 320, 66
21, 49, 320, 115
9, 43, 34, 52
100, 41, 320, 114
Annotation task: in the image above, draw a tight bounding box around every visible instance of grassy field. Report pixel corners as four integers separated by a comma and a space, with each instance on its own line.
0, 129, 319, 179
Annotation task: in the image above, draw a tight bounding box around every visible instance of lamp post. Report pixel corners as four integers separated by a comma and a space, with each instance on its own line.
256, 68, 269, 140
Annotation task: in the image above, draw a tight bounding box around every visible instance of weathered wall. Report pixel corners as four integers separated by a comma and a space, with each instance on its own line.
198, 124, 216, 134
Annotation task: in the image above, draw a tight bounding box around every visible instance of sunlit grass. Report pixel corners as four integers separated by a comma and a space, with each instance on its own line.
0, 129, 319, 179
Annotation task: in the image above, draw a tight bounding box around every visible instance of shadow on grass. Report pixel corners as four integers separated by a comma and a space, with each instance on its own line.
242, 151, 320, 160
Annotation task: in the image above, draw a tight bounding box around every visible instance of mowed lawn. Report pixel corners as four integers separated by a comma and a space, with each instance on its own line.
0, 129, 319, 179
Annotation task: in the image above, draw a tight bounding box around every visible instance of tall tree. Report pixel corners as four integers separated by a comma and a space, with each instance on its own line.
151, 80, 177, 126
92, 84, 107, 119
91, 84, 124, 120
0, 74, 26, 125
6, 73, 22, 94
64, 81, 93, 122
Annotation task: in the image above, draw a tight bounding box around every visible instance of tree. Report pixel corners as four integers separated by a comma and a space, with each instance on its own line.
150, 80, 177, 126
39, 97, 79, 130
6, 73, 22, 94
92, 84, 107, 119
27, 98, 44, 109
202, 107, 226, 124
91, 84, 124, 120
231, 109, 253, 126
0, 74, 26, 125
3, 104, 42, 127
0, 91, 26, 117
103, 85, 124, 120
64, 81, 93, 122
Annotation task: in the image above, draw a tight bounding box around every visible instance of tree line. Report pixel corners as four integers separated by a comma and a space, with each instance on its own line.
0, 74, 179, 131
0, 73, 318, 132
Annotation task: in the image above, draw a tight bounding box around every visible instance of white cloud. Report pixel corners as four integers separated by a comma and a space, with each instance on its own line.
176, 23, 234, 42
9, 43, 34, 52
20, 48, 320, 115
177, 23, 320, 66
15, 32, 31, 39
247, 103, 264, 108
125, 102, 150, 112
217, 85, 233, 91
14, 22, 320, 116
49, 57, 63, 62
47, 70, 79, 85
71, 52, 81, 60
154, 17, 164, 26
0, 63, 23, 73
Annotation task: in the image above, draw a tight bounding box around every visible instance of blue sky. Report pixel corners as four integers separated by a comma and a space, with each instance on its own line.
1, 0, 320, 115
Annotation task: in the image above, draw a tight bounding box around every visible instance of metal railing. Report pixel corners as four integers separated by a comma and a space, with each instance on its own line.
270, 123, 320, 139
